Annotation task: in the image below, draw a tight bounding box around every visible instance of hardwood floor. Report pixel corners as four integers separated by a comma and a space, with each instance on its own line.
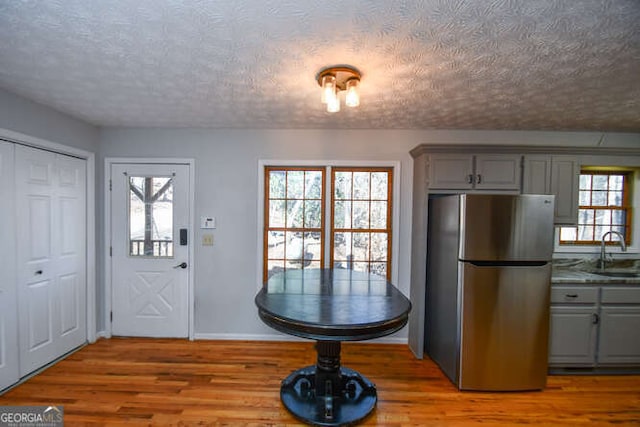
1, 338, 639, 426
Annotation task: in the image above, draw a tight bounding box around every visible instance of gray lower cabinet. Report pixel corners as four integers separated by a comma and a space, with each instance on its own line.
549, 306, 598, 366
549, 285, 598, 367
549, 284, 640, 368
598, 287, 640, 365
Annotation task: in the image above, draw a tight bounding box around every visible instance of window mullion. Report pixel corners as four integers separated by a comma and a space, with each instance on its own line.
326, 166, 333, 270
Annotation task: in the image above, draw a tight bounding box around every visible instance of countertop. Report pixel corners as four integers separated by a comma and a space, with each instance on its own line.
552, 269, 640, 284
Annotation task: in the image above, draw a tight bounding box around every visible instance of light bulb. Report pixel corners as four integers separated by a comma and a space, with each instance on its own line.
321, 75, 336, 104
327, 90, 340, 113
345, 78, 360, 107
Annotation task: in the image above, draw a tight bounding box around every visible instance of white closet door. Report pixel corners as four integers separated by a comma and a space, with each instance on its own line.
55, 154, 87, 353
0, 141, 19, 390
16, 145, 86, 376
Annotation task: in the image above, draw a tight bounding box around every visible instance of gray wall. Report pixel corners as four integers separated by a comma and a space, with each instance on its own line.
98, 128, 419, 339
0, 87, 98, 152
97, 128, 640, 340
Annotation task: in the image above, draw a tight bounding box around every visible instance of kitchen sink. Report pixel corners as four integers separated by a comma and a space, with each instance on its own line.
590, 270, 640, 278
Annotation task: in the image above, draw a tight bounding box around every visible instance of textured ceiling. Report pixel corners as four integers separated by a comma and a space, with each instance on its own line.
0, 0, 639, 131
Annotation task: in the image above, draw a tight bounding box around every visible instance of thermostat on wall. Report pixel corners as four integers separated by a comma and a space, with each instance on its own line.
201, 216, 216, 229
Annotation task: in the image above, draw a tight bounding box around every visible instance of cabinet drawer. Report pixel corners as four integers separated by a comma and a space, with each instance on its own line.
551, 286, 598, 304
601, 287, 640, 304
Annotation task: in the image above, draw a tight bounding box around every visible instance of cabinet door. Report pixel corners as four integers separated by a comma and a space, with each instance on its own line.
549, 306, 597, 366
474, 154, 522, 190
551, 156, 579, 225
0, 141, 19, 391
428, 154, 474, 189
522, 155, 551, 195
597, 306, 640, 365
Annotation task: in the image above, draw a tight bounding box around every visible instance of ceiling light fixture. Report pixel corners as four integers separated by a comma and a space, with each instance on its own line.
317, 66, 361, 113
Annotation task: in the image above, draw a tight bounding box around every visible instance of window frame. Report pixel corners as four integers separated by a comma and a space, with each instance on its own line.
259, 161, 399, 285
559, 170, 632, 246
330, 167, 393, 280
263, 166, 326, 282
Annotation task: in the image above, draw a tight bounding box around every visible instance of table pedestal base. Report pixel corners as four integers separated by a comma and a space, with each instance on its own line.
280, 341, 376, 426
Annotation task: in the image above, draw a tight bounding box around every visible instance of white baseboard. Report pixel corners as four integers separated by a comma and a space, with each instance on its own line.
193, 332, 306, 342
95, 330, 408, 345
96, 330, 110, 340
193, 332, 408, 345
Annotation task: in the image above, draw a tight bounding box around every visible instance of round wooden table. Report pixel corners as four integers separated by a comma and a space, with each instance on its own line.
255, 269, 411, 426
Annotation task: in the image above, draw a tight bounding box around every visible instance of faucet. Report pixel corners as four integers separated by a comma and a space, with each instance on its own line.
600, 231, 627, 271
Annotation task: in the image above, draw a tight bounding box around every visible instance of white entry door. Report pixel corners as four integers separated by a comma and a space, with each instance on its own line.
16, 145, 87, 376
0, 141, 19, 390
111, 163, 190, 337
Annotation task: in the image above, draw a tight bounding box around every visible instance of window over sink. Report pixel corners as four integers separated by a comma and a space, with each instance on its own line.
559, 169, 633, 246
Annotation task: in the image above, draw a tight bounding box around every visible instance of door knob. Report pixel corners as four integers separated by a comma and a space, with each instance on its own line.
173, 262, 188, 269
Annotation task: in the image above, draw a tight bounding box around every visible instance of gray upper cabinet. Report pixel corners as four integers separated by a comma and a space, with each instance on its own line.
550, 156, 579, 225
428, 154, 521, 191
522, 155, 552, 195
522, 155, 579, 225
428, 154, 474, 189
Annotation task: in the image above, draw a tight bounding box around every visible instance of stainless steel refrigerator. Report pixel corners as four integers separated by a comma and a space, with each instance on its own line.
425, 194, 555, 391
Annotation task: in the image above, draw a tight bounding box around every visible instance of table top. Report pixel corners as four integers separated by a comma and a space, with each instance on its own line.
255, 269, 411, 341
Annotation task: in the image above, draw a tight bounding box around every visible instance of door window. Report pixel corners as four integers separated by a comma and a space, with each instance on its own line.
128, 175, 174, 257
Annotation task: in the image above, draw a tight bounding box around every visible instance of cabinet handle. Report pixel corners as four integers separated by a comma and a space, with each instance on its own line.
476, 174, 482, 184
592, 313, 599, 324
35, 270, 43, 275
467, 174, 473, 184
565, 294, 578, 298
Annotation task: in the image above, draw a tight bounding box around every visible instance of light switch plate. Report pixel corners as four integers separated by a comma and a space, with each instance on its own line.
201, 216, 216, 229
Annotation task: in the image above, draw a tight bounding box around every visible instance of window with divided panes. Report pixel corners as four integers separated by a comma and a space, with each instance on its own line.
264, 166, 392, 281
559, 171, 631, 245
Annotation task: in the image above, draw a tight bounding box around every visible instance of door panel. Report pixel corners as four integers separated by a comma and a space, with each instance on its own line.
27, 196, 52, 261
598, 307, 640, 365
474, 154, 522, 190
25, 280, 53, 351
59, 273, 81, 335
459, 263, 551, 390
548, 307, 597, 366
16, 145, 86, 376
111, 163, 190, 338
428, 154, 474, 189
0, 141, 19, 390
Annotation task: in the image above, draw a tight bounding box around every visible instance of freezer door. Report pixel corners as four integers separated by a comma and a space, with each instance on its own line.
459, 194, 555, 261
458, 262, 551, 391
